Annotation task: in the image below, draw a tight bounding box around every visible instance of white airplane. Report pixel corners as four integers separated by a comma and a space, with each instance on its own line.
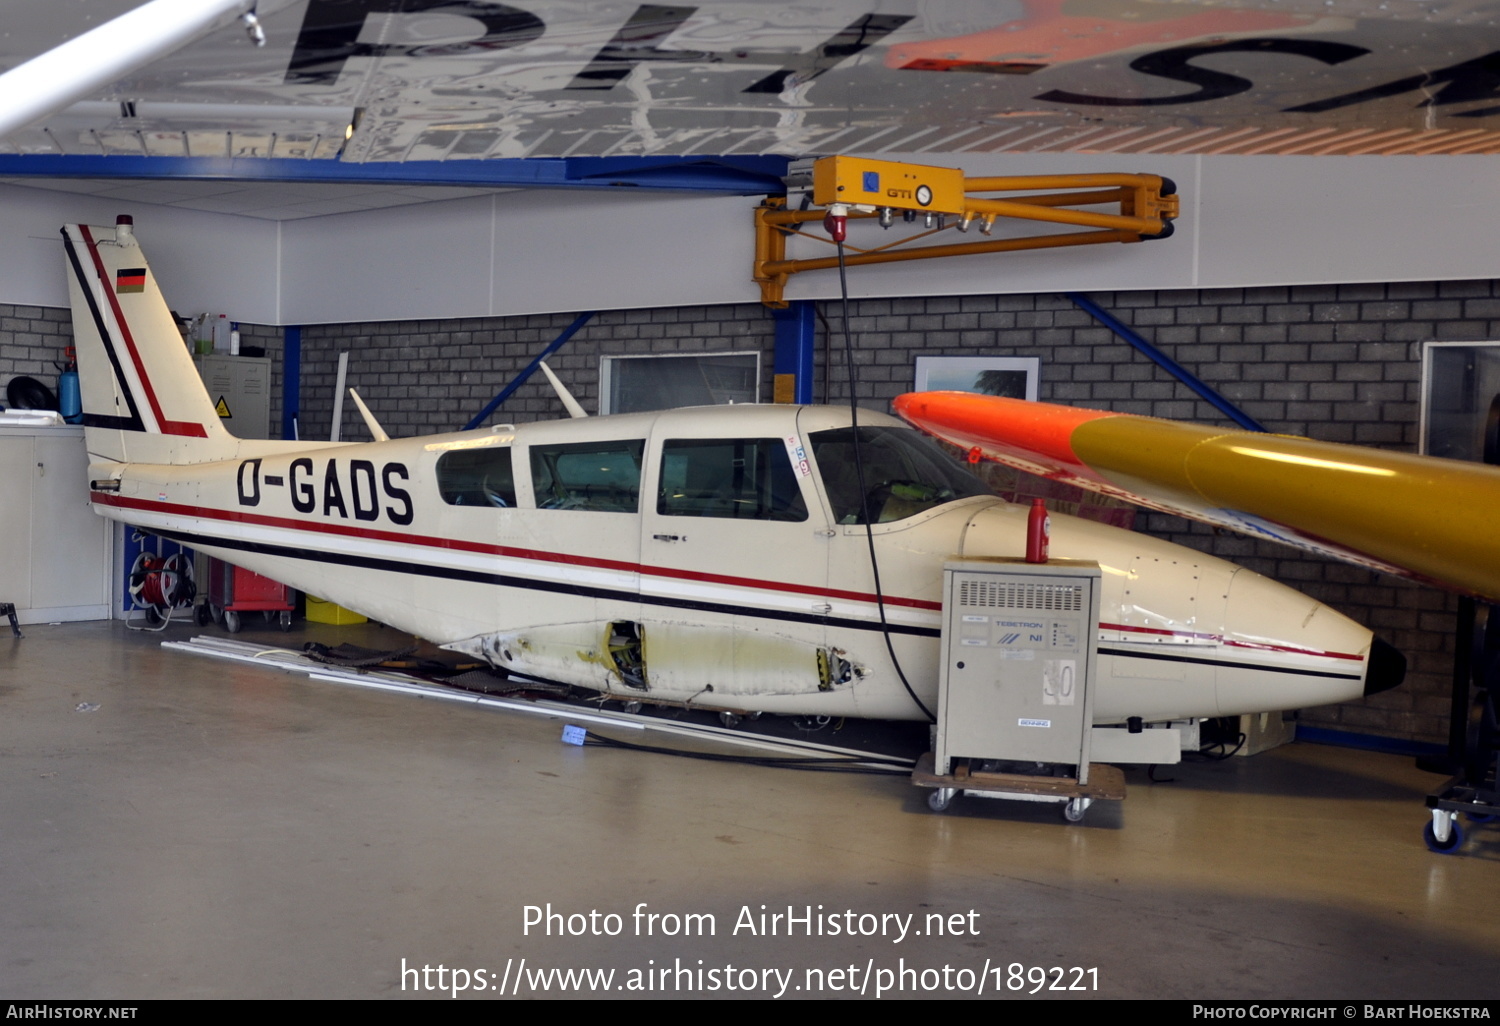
64, 216, 1404, 732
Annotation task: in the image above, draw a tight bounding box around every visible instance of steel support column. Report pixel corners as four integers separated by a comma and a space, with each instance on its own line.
772, 301, 816, 404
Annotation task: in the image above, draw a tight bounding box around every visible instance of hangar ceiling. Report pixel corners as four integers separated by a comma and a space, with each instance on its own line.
5, 0, 1500, 172
4, 1, 1500, 229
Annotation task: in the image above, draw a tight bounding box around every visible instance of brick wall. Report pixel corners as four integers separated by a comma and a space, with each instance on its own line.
0, 307, 286, 436
291, 306, 776, 442
0, 304, 74, 391
3, 284, 1485, 745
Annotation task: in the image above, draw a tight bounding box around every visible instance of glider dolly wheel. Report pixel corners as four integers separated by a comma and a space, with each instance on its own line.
927, 788, 955, 813
223, 609, 242, 634
279, 610, 292, 632
1424, 816, 1465, 854
719, 711, 742, 728
1064, 797, 1092, 823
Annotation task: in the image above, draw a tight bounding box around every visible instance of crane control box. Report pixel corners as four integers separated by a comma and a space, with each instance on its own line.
935, 558, 1101, 780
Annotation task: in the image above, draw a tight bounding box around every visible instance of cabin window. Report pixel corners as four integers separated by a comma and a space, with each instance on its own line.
809, 426, 989, 524
657, 438, 808, 522
435, 446, 517, 507
530, 440, 645, 513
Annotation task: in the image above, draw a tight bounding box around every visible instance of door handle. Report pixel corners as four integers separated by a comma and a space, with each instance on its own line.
652, 534, 685, 542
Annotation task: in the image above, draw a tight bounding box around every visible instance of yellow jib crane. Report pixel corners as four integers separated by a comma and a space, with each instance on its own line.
754, 156, 1180, 308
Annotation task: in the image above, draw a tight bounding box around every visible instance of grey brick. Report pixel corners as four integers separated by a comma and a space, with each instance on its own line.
1438, 280, 1492, 297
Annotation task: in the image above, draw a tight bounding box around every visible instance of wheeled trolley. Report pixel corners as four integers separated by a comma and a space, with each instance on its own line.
1424, 779, 1498, 854
200, 556, 294, 633
913, 751, 1125, 822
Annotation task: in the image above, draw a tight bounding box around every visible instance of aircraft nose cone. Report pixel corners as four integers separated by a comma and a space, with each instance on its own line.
1364, 636, 1407, 697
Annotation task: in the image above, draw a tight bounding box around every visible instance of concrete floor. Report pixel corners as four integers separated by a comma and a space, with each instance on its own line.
1, 617, 1497, 1000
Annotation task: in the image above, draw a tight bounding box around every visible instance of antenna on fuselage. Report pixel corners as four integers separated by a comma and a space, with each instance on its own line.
348, 388, 389, 442
539, 361, 588, 418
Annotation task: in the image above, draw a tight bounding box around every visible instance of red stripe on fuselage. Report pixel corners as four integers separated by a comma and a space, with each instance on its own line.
93, 494, 1367, 662
79, 225, 207, 439
91, 492, 942, 612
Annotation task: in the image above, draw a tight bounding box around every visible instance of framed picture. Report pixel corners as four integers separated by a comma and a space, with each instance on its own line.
1420, 340, 1500, 461
913, 355, 1040, 401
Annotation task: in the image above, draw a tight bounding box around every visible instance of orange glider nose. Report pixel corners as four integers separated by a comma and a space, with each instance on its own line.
893, 391, 1117, 474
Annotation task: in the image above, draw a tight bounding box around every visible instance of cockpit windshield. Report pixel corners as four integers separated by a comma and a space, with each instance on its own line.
809, 426, 991, 524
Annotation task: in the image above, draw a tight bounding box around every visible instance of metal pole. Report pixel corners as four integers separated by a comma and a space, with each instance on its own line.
330, 352, 348, 442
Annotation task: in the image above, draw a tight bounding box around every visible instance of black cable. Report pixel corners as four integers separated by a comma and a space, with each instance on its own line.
834, 240, 936, 723
1193, 732, 1247, 761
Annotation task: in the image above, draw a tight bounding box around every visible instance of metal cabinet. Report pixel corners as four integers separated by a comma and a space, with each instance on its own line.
0, 425, 112, 623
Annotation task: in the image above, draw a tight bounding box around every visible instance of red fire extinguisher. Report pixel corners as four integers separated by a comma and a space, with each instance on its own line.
1026, 499, 1050, 563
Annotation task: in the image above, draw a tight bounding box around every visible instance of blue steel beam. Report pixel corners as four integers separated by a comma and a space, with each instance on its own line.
1065, 292, 1266, 433
465, 311, 596, 430
0, 154, 789, 194
281, 325, 301, 441
772, 301, 816, 405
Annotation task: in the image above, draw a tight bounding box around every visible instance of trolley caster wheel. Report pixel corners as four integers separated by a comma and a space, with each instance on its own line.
144, 606, 164, 627
278, 610, 292, 632
1424, 816, 1465, 854
1064, 798, 1092, 823
1466, 810, 1497, 824
622, 701, 643, 715
222, 609, 242, 634
195, 602, 213, 627
746, 711, 762, 721
719, 711, 742, 728
209, 604, 224, 625
928, 788, 955, 813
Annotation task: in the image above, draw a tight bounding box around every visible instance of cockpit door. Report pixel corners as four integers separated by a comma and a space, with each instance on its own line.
637, 420, 834, 704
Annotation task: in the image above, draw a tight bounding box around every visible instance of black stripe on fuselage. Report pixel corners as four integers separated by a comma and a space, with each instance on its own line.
155, 527, 941, 638
146, 527, 1361, 681
1097, 645, 1363, 682
61, 229, 146, 433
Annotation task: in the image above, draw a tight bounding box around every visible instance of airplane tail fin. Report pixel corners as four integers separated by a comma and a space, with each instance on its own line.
62, 217, 237, 465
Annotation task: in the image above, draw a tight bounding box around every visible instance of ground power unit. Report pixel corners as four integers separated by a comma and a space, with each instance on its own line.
919, 557, 1122, 821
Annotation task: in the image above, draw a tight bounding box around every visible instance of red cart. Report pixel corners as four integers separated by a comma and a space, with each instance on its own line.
198, 556, 295, 633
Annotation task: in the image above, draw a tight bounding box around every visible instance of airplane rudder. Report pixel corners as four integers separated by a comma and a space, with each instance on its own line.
62, 218, 237, 457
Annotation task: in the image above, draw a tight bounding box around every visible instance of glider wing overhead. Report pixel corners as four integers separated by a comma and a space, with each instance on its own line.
893, 391, 1500, 602
9, 1, 1500, 159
